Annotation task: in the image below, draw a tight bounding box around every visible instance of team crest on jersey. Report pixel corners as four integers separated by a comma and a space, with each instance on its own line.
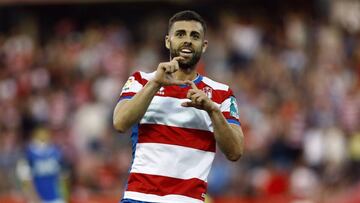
230, 96, 239, 119
202, 86, 212, 99
122, 76, 135, 92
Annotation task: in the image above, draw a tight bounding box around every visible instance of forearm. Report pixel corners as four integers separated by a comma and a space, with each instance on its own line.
113, 80, 160, 132
208, 108, 244, 161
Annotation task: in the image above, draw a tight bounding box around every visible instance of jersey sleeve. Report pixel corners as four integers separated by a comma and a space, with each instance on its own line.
118, 71, 145, 101
220, 88, 241, 126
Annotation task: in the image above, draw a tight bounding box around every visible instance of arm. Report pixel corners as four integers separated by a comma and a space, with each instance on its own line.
113, 57, 186, 133
16, 159, 41, 203
113, 81, 161, 132
208, 109, 244, 161
182, 83, 244, 161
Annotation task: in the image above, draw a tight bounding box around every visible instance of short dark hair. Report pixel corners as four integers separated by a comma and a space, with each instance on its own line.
168, 10, 207, 34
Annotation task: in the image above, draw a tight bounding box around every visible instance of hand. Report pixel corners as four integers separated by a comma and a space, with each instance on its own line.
181, 81, 220, 113
152, 57, 187, 87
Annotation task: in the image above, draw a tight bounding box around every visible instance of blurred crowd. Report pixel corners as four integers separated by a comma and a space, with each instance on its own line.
1, 1, 360, 203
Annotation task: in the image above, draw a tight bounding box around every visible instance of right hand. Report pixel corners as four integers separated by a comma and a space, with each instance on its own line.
152, 57, 188, 87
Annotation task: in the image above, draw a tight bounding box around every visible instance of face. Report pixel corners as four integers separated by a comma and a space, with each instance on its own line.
166, 20, 208, 70
33, 128, 51, 143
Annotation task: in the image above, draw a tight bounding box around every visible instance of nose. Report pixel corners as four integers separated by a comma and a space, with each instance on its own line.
183, 36, 192, 45
183, 41, 192, 47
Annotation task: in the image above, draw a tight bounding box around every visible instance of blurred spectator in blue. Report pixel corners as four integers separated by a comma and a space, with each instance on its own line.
17, 127, 69, 203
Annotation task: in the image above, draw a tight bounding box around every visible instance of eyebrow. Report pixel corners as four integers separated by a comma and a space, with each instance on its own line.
174, 29, 201, 36
175, 30, 186, 34
191, 31, 200, 36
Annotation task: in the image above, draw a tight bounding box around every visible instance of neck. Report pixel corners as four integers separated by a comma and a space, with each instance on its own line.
174, 68, 198, 81
32, 139, 48, 148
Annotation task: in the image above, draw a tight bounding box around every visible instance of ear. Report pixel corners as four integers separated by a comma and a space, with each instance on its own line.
202, 40, 208, 53
165, 35, 170, 50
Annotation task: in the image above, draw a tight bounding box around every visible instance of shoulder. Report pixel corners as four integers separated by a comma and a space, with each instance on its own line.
25, 146, 33, 159
201, 76, 230, 92
132, 71, 156, 81
130, 71, 156, 86
124, 71, 155, 87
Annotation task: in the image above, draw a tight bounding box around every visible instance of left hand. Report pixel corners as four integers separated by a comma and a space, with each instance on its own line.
181, 81, 219, 113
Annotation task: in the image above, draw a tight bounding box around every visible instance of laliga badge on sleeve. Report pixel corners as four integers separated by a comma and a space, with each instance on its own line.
122, 76, 135, 92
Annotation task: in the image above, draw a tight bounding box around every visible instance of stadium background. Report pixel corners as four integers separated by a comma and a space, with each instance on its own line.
0, 0, 360, 202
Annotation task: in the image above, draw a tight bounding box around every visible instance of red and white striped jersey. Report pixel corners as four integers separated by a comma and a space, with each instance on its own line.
118, 71, 240, 203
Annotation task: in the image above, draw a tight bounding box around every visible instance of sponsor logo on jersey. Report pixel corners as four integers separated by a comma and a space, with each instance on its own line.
33, 158, 60, 176
157, 87, 165, 95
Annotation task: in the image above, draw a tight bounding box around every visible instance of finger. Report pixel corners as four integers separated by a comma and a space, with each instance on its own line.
186, 81, 199, 90
170, 60, 180, 73
173, 64, 179, 72
167, 64, 173, 73
164, 63, 178, 74
196, 96, 204, 104
170, 64, 177, 73
181, 101, 197, 108
172, 56, 185, 62
159, 63, 165, 71
164, 65, 172, 74
159, 63, 166, 71
190, 92, 203, 103
187, 89, 197, 98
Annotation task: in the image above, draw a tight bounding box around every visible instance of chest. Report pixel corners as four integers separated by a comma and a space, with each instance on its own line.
141, 86, 214, 131
28, 149, 61, 176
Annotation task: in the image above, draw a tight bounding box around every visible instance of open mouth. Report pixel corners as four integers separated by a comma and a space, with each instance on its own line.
179, 48, 193, 57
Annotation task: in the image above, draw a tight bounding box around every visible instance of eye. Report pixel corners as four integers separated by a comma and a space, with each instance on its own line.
192, 35, 200, 40
176, 32, 184, 37
191, 32, 200, 40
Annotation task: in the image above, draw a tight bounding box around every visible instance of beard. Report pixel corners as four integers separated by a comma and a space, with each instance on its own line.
170, 44, 202, 70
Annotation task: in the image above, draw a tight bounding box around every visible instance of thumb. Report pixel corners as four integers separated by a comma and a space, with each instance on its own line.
185, 80, 199, 90
181, 101, 196, 108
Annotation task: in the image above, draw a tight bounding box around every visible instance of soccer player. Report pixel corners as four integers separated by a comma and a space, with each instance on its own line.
113, 10, 244, 203
17, 127, 67, 203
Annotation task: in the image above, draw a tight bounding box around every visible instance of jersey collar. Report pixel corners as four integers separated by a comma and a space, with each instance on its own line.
179, 74, 203, 88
